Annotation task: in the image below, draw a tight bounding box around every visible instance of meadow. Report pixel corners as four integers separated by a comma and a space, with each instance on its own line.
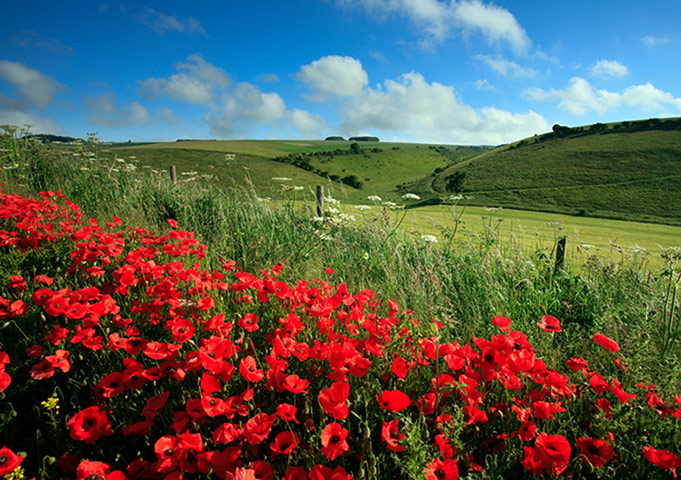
1, 127, 680, 479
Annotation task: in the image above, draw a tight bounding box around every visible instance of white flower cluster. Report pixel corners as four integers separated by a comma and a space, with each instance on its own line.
420, 235, 438, 243
401, 193, 421, 200
354, 205, 371, 211
367, 195, 382, 202
272, 177, 292, 181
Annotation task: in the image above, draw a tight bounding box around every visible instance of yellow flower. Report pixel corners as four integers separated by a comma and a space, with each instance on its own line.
41, 396, 59, 412
3, 465, 25, 480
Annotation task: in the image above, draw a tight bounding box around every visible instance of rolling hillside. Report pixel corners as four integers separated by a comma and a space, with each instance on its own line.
111, 140, 489, 203
405, 117, 681, 225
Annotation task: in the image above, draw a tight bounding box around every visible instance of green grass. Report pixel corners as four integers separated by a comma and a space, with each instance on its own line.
413, 118, 681, 225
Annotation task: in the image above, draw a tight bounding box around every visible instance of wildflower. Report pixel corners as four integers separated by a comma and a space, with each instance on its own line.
270, 431, 300, 455
424, 457, 459, 480
577, 437, 614, 468
536, 315, 562, 332
530, 432, 571, 476
41, 395, 60, 412
593, 333, 620, 353
67, 406, 112, 444
377, 389, 411, 412
367, 195, 382, 202
381, 419, 405, 452
382, 201, 397, 207
272, 177, 292, 181
643, 446, 681, 478
401, 193, 420, 200
420, 235, 438, 243
320, 422, 349, 461
491, 315, 511, 332
354, 205, 371, 211
319, 381, 350, 420
239, 356, 264, 382
0, 447, 24, 476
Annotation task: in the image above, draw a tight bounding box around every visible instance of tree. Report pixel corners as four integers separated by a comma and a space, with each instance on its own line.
446, 171, 467, 193
349, 142, 361, 154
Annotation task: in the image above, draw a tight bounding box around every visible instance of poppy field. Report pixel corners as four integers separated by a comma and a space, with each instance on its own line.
1, 187, 680, 480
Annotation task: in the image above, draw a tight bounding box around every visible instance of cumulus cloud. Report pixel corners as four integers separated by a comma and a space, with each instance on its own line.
0, 60, 61, 109
296, 55, 369, 98
141, 8, 206, 35
85, 93, 153, 126
338, 71, 548, 144
139, 54, 230, 106
337, 0, 530, 52
523, 77, 681, 115
642, 35, 670, 47
589, 60, 629, 79
288, 109, 329, 138
0, 109, 62, 134
476, 55, 538, 78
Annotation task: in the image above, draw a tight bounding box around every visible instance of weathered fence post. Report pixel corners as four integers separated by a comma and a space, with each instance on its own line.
169, 165, 177, 183
554, 236, 567, 274
316, 185, 324, 217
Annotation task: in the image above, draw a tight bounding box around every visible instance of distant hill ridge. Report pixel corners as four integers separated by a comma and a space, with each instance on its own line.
404, 117, 681, 225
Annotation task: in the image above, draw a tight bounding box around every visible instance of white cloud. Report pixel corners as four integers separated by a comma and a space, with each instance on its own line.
452, 0, 530, 53
138, 54, 229, 106
589, 60, 629, 79
338, 71, 548, 144
0, 60, 60, 108
257, 73, 280, 84
472, 79, 495, 91
337, 0, 530, 52
297, 55, 369, 98
523, 77, 681, 115
288, 109, 329, 138
0, 108, 62, 134
141, 8, 206, 35
477, 54, 538, 78
85, 93, 153, 126
642, 35, 670, 47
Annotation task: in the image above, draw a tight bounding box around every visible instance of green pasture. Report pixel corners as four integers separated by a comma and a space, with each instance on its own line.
333, 201, 681, 270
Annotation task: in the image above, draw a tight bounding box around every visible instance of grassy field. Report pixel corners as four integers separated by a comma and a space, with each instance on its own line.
2, 129, 681, 478
415, 118, 681, 225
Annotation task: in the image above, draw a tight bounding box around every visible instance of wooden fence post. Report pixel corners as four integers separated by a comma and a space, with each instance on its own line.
169, 165, 177, 183
554, 236, 567, 274
316, 186, 324, 217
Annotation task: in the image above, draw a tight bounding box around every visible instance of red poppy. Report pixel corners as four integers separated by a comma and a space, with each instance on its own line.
320, 422, 349, 461
536, 315, 562, 332
318, 381, 350, 420
391, 356, 409, 379
0, 371, 9, 392
576, 437, 614, 468
275, 403, 299, 423
75, 459, 122, 479
0, 446, 24, 475
95, 372, 126, 398
377, 389, 411, 412
270, 431, 300, 455
534, 432, 571, 476
593, 333, 620, 353
643, 446, 681, 478
381, 419, 405, 452
424, 457, 459, 480
517, 421, 537, 442
238, 313, 259, 332
566, 357, 589, 371
239, 356, 264, 382
491, 315, 511, 332
283, 374, 310, 394
283, 466, 309, 480
243, 413, 275, 445
67, 406, 113, 444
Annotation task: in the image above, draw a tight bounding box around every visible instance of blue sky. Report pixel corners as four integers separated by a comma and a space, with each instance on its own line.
1, 1, 680, 144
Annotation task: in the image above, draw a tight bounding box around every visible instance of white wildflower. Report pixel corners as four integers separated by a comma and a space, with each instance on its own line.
401, 193, 421, 200
382, 201, 397, 207
354, 205, 371, 211
272, 177, 292, 181
367, 195, 382, 202
420, 235, 438, 243
484, 206, 502, 212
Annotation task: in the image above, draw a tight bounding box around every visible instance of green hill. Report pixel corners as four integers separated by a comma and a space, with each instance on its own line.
405, 117, 681, 225
111, 140, 489, 204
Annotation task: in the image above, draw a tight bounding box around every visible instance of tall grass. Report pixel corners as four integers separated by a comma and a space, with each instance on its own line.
1, 128, 679, 390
